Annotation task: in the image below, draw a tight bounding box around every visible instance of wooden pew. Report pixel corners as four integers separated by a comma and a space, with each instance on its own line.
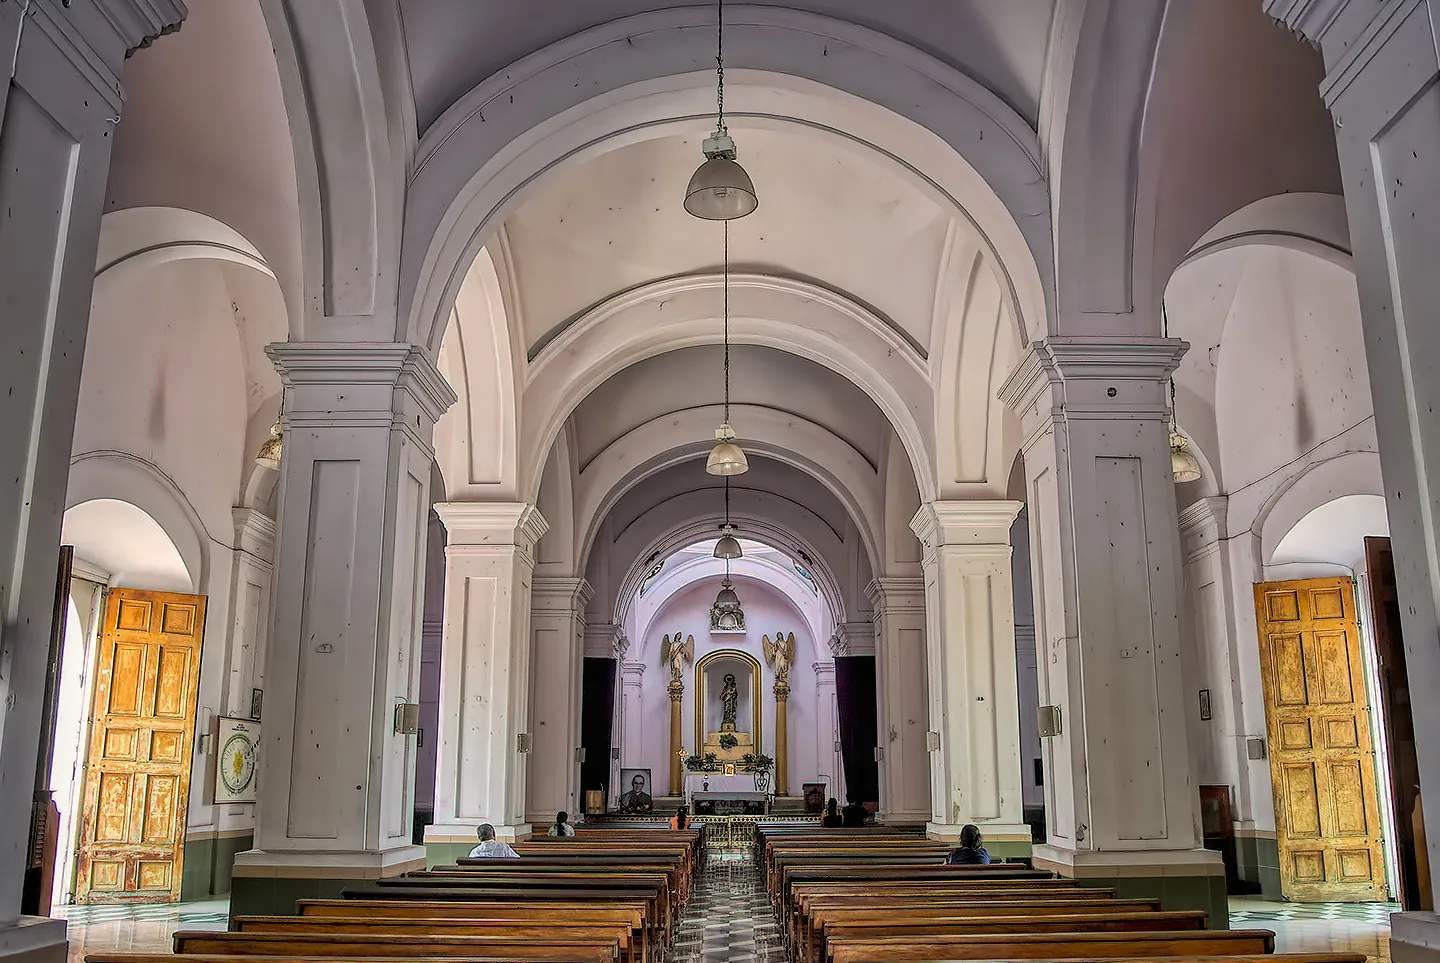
384, 869, 673, 935
777, 866, 1057, 920
92, 955, 625, 963
230, 916, 638, 963
171, 932, 619, 963
824, 929, 1278, 963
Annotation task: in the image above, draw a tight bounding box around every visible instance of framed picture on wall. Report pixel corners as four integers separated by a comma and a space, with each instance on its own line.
250, 688, 263, 721
216, 716, 259, 804
618, 769, 652, 813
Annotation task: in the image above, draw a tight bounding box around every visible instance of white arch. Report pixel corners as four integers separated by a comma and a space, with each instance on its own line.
522, 273, 935, 503
65, 450, 211, 593
1255, 450, 1386, 567
631, 553, 831, 653
402, 6, 1051, 357
96, 207, 274, 281
573, 404, 883, 576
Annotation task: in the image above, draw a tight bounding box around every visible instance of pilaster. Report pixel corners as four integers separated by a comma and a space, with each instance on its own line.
812, 661, 844, 804
424, 502, 547, 849
618, 662, 646, 810
910, 501, 1030, 851
865, 577, 929, 823
235, 344, 454, 905
527, 578, 593, 823
999, 338, 1221, 903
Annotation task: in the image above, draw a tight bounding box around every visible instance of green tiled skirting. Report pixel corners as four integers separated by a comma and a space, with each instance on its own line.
426, 841, 475, 868
1236, 834, 1282, 899
1076, 875, 1230, 929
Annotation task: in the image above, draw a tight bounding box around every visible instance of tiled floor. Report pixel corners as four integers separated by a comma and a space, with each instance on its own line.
55, 898, 228, 963
49, 866, 1397, 963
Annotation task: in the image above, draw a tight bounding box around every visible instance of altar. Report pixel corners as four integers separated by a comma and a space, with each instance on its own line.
685, 772, 770, 814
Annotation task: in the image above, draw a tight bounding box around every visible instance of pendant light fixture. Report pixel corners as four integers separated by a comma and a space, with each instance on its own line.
706, 220, 749, 476
714, 475, 743, 560
254, 400, 284, 471
1162, 302, 1203, 484
684, 0, 758, 221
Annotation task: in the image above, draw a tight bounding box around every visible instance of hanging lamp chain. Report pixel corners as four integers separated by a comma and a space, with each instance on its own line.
723, 219, 730, 424
716, 0, 725, 133
724, 473, 731, 525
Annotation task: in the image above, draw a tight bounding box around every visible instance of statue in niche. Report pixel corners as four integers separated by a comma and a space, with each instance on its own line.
763, 631, 795, 685
665, 632, 693, 684
721, 673, 739, 731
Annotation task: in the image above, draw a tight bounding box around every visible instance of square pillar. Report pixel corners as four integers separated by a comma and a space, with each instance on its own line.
1000, 338, 1223, 918
911, 501, 1031, 854
813, 661, 845, 804
866, 578, 930, 823
233, 344, 455, 914
527, 578, 592, 824
618, 662, 646, 811
425, 503, 547, 860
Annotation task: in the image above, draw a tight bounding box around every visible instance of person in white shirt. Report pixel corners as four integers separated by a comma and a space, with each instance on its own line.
468, 823, 519, 858
547, 811, 576, 837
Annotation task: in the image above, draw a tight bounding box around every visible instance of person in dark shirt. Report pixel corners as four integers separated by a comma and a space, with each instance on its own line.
840, 797, 868, 827
821, 798, 843, 828
945, 823, 992, 864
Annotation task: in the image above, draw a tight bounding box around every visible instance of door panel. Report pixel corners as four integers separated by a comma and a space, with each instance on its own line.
1255, 577, 1387, 901
75, 589, 205, 903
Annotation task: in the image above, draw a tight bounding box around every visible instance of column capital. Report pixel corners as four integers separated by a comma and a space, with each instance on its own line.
436, 502, 548, 550
232, 507, 276, 563
1261, 0, 1354, 48
1178, 496, 1230, 561
667, 679, 684, 702
812, 661, 837, 682
774, 680, 791, 701
999, 337, 1186, 416
831, 620, 876, 656
532, 577, 594, 612
621, 661, 647, 683
584, 623, 627, 658
865, 576, 926, 614
268, 341, 458, 423
910, 500, 1022, 549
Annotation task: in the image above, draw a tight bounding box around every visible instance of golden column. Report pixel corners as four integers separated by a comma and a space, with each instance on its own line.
773, 679, 790, 796
668, 679, 685, 794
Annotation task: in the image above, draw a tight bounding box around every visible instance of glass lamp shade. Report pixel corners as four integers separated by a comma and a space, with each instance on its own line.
713, 527, 743, 560
254, 422, 283, 471
1170, 432, 1202, 483
684, 157, 758, 220
706, 423, 749, 475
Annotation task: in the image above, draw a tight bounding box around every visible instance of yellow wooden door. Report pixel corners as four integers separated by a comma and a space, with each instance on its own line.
1254, 577, 1387, 901
75, 588, 205, 903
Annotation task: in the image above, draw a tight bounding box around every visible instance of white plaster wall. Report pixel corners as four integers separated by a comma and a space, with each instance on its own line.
623, 578, 833, 795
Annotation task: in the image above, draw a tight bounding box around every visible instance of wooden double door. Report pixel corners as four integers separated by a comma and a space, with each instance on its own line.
75, 588, 205, 903
1254, 577, 1387, 901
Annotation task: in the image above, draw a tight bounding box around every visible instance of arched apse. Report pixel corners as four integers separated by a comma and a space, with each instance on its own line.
401, 8, 1052, 359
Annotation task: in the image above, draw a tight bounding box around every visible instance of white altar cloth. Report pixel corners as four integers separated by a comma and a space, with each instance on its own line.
683, 772, 764, 803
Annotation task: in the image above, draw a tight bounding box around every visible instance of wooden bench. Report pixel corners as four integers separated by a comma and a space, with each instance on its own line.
296, 898, 648, 962
92, 955, 620, 963
230, 916, 638, 963
171, 931, 619, 963
824, 929, 1277, 963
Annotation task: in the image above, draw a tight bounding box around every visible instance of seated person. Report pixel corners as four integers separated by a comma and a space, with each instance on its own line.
671, 807, 689, 830
821, 798, 843, 828
469, 823, 520, 858
548, 811, 575, 837
840, 796, 868, 827
945, 823, 992, 864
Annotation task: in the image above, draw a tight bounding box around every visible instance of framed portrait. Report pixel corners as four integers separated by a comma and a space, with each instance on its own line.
1198, 688, 1212, 721
249, 688, 263, 721
618, 768, 653, 813
216, 716, 259, 803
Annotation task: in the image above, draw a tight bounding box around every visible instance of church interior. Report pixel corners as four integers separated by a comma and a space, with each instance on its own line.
2, 2, 1439, 963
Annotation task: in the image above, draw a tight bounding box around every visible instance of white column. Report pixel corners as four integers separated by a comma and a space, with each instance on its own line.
426, 503, 547, 842
813, 661, 844, 805
0, 2, 183, 947
236, 344, 453, 882
527, 578, 592, 824
617, 662, 646, 811
911, 501, 1029, 846
1000, 338, 1219, 878
867, 578, 930, 822
1265, 3, 1440, 943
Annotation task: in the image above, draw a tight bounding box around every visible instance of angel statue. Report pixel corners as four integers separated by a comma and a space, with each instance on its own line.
665, 631, 693, 683
763, 631, 795, 685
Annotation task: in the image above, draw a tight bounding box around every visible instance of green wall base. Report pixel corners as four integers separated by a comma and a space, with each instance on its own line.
230, 875, 359, 920
181, 832, 253, 900
1076, 875, 1230, 929
1236, 835, 1282, 899
986, 839, 1034, 860
425, 841, 474, 868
